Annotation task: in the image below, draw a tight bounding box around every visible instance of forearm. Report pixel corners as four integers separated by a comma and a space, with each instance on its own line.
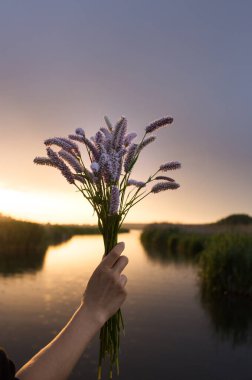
16, 303, 103, 380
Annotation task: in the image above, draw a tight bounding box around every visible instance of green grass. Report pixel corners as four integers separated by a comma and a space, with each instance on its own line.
199, 233, 252, 296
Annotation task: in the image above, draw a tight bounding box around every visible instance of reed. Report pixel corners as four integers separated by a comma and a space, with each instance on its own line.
141, 223, 207, 261
199, 233, 252, 296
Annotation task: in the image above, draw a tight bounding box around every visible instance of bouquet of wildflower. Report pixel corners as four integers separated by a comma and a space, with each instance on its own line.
34, 115, 181, 379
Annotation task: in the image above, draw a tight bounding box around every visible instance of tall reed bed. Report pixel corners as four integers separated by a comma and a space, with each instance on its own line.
199, 233, 252, 296
141, 222, 252, 296
141, 223, 207, 261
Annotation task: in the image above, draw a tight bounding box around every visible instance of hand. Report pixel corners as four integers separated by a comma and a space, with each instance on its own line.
81, 242, 128, 326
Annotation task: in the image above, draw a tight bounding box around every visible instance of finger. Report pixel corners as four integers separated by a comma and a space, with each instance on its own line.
101, 242, 125, 268
112, 255, 129, 273
119, 274, 128, 287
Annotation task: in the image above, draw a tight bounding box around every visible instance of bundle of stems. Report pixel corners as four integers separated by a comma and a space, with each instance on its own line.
34, 114, 181, 379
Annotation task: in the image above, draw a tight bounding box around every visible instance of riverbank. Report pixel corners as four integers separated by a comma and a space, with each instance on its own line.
0, 214, 129, 275
141, 214, 252, 296
0, 214, 129, 256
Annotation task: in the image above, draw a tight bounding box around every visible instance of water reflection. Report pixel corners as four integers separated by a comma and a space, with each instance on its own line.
1, 231, 252, 379
200, 288, 252, 346
0, 245, 47, 276
142, 242, 198, 266
0, 239, 77, 277
142, 241, 252, 347
143, 247, 198, 266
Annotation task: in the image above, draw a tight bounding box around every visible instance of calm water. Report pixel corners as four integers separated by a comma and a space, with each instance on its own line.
0, 230, 252, 380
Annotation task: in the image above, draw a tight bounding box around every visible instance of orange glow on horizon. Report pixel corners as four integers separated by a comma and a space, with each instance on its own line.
0, 186, 96, 225
0, 184, 248, 226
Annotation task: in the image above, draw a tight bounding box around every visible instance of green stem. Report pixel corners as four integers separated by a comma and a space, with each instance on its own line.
97, 214, 124, 380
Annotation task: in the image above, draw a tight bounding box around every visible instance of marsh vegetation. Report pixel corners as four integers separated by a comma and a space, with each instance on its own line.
0, 214, 128, 275
141, 214, 252, 296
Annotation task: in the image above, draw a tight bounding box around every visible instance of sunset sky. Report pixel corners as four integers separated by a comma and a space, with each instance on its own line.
0, 1, 251, 225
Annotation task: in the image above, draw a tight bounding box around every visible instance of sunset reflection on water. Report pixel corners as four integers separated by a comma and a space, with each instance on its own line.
0, 231, 251, 380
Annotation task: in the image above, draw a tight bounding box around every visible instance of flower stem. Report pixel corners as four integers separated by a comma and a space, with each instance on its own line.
97, 214, 124, 379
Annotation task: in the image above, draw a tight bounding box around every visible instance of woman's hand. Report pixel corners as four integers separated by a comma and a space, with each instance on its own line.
81, 241, 128, 326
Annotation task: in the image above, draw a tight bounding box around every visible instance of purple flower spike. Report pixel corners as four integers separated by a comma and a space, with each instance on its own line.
58, 149, 83, 173
127, 179, 146, 188
124, 132, 137, 147
90, 162, 100, 173
73, 174, 85, 184
103, 160, 113, 184
94, 131, 105, 154
58, 137, 80, 152
159, 161, 181, 171
95, 131, 104, 145
145, 117, 173, 134
124, 143, 138, 172
68, 134, 85, 143
151, 181, 180, 193
75, 128, 85, 137
98, 152, 108, 170
44, 137, 78, 154
81, 137, 100, 162
46, 148, 75, 184
138, 136, 156, 151
33, 157, 55, 167
155, 175, 175, 182
112, 117, 127, 150
109, 185, 120, 214
97, 153, 110, 183
100, 127, 111, 140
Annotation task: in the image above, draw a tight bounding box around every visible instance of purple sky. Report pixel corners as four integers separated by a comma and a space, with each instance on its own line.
0, 1, 251, 224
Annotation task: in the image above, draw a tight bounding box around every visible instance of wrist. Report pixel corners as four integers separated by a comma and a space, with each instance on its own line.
78, 302, 107, 329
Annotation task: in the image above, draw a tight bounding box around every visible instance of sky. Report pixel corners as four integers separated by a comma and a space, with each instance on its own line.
0, 1, 251, 225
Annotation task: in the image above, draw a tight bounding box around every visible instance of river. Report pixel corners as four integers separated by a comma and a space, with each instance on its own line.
0, 230, 251, 379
